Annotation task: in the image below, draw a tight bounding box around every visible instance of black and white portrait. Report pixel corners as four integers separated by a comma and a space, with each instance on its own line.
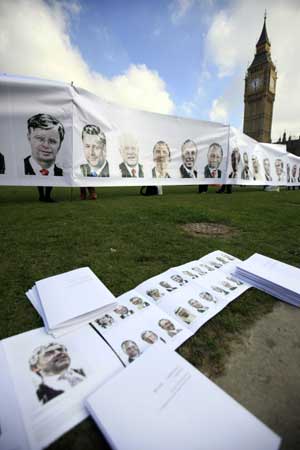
180, 139, 198, 178
152, 141, 171, 178
129, 296, 149, 310
275, 158, 284, 182
158, 319, 181, 337
263, 158, 272, 181
204, 143, 223, 178
175, 306, 196, 325
95, 314, 114, 329
241, 152, 251, 180
119, 133, 144, 177
121, 340, 141, 364
80, 124, 109, 177
29, 342, 86, 405
25, 113, 65, 176
113, 305, 134, 319
188, 298, 209, 313
228, 148, 240, 179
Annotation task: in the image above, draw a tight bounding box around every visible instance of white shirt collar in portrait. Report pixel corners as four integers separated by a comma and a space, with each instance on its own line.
153, 167, 169, 178
29, 156, 55, 176
183, 165, 196, 178
209, 167, 219, 178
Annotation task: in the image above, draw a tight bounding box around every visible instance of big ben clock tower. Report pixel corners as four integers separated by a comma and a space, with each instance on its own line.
243, 14, 277, 142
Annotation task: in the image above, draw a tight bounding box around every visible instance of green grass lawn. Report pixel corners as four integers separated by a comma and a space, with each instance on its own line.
1, 185, 300, 449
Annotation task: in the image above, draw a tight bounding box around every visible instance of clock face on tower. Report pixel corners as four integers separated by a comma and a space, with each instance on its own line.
249, 76, 262, 93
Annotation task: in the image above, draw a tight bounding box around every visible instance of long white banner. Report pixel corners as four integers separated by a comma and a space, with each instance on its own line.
0, 74, 299, 187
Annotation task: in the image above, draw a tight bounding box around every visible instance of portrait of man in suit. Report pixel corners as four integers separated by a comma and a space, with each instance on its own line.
141, 330, 158, 344
25, 113, 65, 202
80, 124, 109, 177
119, 133, 144, 177
159, 280, 177, 292
0, 152, 5, 174
180, 139, 198, 178
228, 148, 240, 179
121, 340, 141, 364
204, 143, 223, 178
286, 163, 291, 183
146, 288, 165, 301
152, 140, 171, 178
188, 299, 208, 313
252, 155, 264, 181
95, 314, 114, 329
291, 164, 297, 183
29, 342, 86, 405
175, 306, 196, 325
241, 152, 251, 180
24, 113, 65, 176
199, 292, 217, 303
113, 305, 134, 319
129, 297, 149, 310
170, 274, 188, 286
263, 158, 272, 181
158, 319, 181, 337
275, 158, 284, 182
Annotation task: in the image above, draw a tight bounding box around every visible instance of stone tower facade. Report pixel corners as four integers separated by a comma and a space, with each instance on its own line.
243, 16, 277, 142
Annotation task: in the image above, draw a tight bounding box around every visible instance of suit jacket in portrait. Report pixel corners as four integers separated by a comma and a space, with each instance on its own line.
0, 152, 5, 174
24, 156, 63, 176
204, 165, 221, 178
80, 161, 109, 177
241, 167, 251, 180
265, 173, 272, 182
119, 162, 144, 177
180, 164, 197, 178
152, 167, 170, 178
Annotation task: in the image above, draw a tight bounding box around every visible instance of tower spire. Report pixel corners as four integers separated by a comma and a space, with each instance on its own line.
256, 13, 270, 48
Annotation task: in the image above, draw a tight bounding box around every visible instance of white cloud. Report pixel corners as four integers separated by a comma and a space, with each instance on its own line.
169, 0, 194, 24
209, 98, 229, 123
180, 100, 198, 116
204, 0, 300, 139
0, 0, 174, 115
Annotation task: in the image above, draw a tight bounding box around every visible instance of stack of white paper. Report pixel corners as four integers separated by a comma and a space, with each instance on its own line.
235, 253, 300, 307
26, 267, 117, 336
86, 344, 281, 450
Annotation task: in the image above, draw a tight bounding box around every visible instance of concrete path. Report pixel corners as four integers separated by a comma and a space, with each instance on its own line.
213, 301, 300, 450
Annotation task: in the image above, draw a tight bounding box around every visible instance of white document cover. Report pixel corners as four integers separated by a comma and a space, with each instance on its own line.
86, 344, 281, 450
36, 267, 116, 332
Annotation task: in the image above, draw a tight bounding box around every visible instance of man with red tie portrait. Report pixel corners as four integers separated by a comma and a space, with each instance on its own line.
118, 133, 144, 178
79, 124, 110, 200
24, 113, 65, 202
204, 142, 223, 179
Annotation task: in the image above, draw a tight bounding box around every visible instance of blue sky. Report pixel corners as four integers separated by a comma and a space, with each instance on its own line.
1, 0, 300, 139
69, 0, 230, 119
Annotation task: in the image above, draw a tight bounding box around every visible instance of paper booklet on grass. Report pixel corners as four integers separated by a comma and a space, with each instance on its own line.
86, 343, 281, 450
34, 267, 117, 335
0, 326, 123, 450
234, 253, 300, 307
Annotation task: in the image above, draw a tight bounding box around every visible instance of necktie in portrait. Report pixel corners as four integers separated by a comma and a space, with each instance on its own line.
131, 168, 136, 177
40, 169, 49, 176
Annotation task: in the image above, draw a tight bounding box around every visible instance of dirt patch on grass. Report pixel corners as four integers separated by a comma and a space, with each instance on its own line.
181, 222, 237, 237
